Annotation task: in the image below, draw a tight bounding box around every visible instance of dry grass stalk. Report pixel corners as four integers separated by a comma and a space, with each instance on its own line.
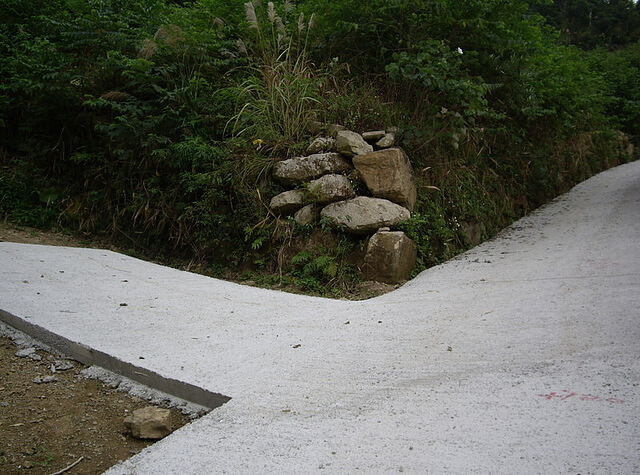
213, 17, 225, 29
100, 91, 130, 102
138, 38, 158, 59
154, 25, 183, 47
237, 39, 248, 55
245, 2, 259, 29
267, 2, 276, 23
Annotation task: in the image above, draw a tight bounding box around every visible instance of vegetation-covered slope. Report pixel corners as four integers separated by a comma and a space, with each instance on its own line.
1, 0, 637, 296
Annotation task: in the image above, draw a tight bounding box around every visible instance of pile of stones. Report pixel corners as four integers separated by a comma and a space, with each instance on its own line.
269, 125, 418, 284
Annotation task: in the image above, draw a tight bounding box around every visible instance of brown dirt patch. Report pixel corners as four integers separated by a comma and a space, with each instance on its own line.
0, 222, 93, 248
0, 336, 192, 474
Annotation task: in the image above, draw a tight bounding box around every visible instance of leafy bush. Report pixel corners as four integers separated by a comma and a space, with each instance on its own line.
587, 42, 640, 136
0, 165, 62, 228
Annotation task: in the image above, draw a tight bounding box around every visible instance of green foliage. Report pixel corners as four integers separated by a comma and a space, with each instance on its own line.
0, 0, 637, 296
532, 0, 640, 49
587, 42, 640, 135
0, 165, 62, 228
0, 0, 247, 257
289, 237, 360, 293
291, 250, 338, 290
510, 43, 607, 129
229, 1, 322, 157
386, 40, 499, 122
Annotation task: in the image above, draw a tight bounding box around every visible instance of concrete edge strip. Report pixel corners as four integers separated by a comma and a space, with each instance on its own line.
0, 309, 231, 410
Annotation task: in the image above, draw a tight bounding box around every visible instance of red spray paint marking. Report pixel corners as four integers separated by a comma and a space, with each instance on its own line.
537, 389, 625, 404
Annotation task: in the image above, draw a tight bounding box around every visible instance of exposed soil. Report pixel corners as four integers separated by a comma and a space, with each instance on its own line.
0, 336, 192, 474
0, 225, 93, 248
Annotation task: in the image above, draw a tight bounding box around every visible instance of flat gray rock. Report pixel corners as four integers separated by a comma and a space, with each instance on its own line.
272, 153, 351, 187
269, 190, 305, 215
320, 196, 411, 234
375, 132, 396, 148
305, 137, 335, 155
293, 204, 318, 225
362, 130, 386, 141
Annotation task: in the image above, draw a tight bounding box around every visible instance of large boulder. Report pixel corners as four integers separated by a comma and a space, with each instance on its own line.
362, 230, 417, 284
320, 196, 410, 234
335, 130, 374, 157
352, 147, 417, 211
269, 190, 305, 215
124, 406, 172, 440
307, 174, 355, 204
272, 153, 351, 187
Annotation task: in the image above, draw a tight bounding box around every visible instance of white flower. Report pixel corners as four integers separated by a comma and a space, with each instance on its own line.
457, 47, 463, 54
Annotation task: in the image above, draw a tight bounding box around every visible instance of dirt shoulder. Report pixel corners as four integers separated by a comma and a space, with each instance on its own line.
0, 222, 100, 248
0, 335, 192, 474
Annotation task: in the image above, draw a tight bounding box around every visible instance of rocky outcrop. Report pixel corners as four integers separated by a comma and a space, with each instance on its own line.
320, 196, 410, 234
362, 229, 418, 284
353, 147, 417, 211
270, 125, 418, 282
335, 130, 374, 157
271, 126, 414, 231
124, 407, 172, 440
272, 153, 351, 187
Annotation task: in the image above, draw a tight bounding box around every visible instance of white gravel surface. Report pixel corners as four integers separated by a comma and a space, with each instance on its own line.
1, 160, 639, 474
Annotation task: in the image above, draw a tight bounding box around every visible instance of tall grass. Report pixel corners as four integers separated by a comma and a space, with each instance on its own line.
230, 2, 321, 155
